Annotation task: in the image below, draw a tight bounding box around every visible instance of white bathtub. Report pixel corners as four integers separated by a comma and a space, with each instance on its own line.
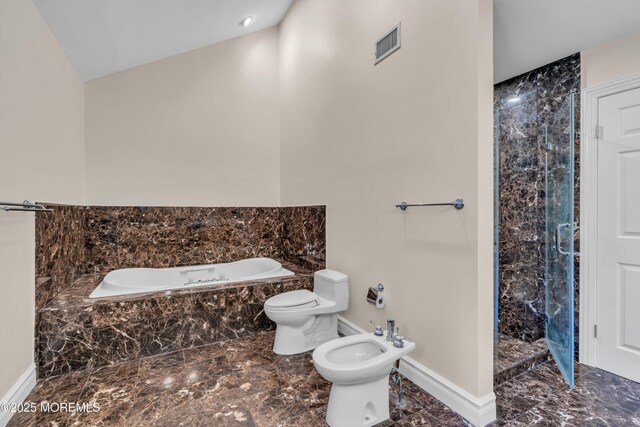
89, 257, 294, 299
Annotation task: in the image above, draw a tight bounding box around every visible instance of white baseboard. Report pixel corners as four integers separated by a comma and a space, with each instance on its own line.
337, 315, 365, 336
337, 316, 496, 427
0, 363, 36, 427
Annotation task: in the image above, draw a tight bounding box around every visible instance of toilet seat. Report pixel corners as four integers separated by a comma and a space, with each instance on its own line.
265, 289, 319, 311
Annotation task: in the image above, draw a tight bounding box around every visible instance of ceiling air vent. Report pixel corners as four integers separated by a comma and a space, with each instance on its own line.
375, 23, 401, 65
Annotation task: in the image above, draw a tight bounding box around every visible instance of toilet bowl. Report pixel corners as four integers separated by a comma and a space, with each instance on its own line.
312, 333, 416, 427
264, 269, 348, 355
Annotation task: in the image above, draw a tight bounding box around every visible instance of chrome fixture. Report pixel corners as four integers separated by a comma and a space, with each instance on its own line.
393, 335, 413, 349
386, 317, 396, 341
367, 283, 385, 306
181, 267, 229, 286
304, 244, 318, 256
181, 266, 216, 273
391, 360, 407, 407
395, 198, 464, 211
183, 276, 228, 286
391, 325, 412, 348
556, 223, 581, 257
0, 200, 53, 213
370, 320, 384, 336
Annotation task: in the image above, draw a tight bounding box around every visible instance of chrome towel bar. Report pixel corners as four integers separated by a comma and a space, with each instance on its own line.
0, 200, 53, 212
395, 198, 464, 211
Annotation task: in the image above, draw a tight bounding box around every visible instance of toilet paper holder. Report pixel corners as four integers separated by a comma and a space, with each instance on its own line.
367, 283, 385, 308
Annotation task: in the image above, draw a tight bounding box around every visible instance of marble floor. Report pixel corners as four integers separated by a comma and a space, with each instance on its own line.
7, 331, 468, 427
7, 330, 640, 426
495, 361, 640, 426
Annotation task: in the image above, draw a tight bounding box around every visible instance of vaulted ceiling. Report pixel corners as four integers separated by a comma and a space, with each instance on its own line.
34, 0, 293, 81
494, 0, 640, 82
34, 0, 640, 83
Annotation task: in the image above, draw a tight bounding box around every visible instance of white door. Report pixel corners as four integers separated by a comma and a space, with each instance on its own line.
596, 87, 640, 382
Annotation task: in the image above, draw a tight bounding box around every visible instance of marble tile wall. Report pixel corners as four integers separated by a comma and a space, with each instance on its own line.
35, 204, 86, 311
494, 54, 580, 343
35, 205, 325, 291
83, 206, 326, 274
281, 206, 327, 269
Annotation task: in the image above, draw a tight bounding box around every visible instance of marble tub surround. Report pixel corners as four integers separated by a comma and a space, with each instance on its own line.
495, 54, 580, 343
34, 204, 326, 376
38, 262, 314, 378
35, 205, 326, 283
10, 331, 471, 427
83, 205, 326, 274
35, 204, 86, 311
280, 206, 326, 267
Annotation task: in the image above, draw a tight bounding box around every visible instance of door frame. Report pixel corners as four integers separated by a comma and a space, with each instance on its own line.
580, 73, 640, 366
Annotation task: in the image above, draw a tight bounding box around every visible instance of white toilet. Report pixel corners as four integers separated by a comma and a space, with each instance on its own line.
264, 269, 348, 355
312, 333, 416, 427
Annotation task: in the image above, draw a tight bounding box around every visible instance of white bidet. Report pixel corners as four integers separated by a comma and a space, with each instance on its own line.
312, 333, 416, 427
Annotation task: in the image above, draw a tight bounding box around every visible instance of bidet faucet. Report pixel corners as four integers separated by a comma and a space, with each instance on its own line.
393, 326, 413, 348
370, 320, 383, 336
393, 336, 409, 348
386, 317, 396, 341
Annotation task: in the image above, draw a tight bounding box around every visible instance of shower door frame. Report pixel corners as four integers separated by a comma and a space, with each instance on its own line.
579, 73, 640, 366
544, 93, 576, 388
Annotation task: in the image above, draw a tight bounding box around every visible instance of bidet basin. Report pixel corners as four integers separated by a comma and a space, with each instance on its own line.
326, 340, 386, 364
313, 333, 414, 386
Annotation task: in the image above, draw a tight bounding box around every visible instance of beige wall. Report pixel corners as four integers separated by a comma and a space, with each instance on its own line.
581, 31, 640, 89
279, 0, 494, 398
85, 28, 280, 207
1, 0, 495, 405
0, 0, 84, 397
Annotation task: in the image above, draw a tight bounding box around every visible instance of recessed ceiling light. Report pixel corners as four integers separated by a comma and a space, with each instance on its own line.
240, 16, 254, 27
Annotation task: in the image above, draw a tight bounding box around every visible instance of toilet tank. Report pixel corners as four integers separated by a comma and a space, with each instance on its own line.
313, 269, 348, 311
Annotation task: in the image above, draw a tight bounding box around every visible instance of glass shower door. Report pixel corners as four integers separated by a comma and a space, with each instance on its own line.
544, 93, 575, 388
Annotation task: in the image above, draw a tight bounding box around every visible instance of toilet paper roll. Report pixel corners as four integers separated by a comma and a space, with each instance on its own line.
376, 295, 385, 309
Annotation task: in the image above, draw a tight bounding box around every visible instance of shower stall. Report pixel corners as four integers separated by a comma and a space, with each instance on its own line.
493, 54, 580, 388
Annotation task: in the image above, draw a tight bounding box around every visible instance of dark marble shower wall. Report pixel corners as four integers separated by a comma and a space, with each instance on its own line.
494, 54, 580, 342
